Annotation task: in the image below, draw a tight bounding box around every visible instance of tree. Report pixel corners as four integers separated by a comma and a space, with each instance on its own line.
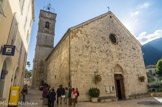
147, 72, 155, 83
156, 58, 162, 76
25, 69, 32, 78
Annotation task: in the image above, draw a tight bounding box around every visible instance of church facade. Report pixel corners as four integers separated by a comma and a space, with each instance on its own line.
32, 10, 148, 101
45, 11, 148, 101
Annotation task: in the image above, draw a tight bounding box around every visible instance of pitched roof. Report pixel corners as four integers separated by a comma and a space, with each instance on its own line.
110, 12, 142, 47
46, 12, 111, 60
70, 12, 111, 30
46, 11, 142, 60
71, 11, 141, 47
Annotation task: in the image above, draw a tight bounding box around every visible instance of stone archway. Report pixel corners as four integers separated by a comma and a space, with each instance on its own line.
0, 57, 12, 98
114, 64, 123, 73
114, 64, 125, 99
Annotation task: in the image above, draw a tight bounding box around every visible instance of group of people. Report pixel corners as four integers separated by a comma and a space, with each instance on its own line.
39, 81, 49, 91
42, 84, 79, 107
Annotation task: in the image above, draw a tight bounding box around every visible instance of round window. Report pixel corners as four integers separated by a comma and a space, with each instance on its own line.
109, 33, 117, 44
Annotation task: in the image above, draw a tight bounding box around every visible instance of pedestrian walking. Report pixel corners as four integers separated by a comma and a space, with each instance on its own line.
57, 85, 65, 106
65, 87, 69, 106
57, 85, 61, 105
61, 87, 65, 106
48, 88, 52, 106
75, 88, 79, 104
42, 86, 48, 105
21, 85, 28, 102
48, 89, 56, 107
68, 86, 72, 107
39, 81, 45, 91
71, 88, 76, 107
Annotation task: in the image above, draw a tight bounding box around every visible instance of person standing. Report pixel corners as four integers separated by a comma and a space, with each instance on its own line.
65, 87, 69, 106
48, 89, 56, 107
42, 86, 48, 105
57, 85, 64, 105
21, 86, 28, 102
57, 85, 61, 105
71, 88, 76, 107
48, 88, 52, 106
75, 88, 79, 104
61, 87, 65, 106
68, 86, 72, 107
39, 81, 44, 91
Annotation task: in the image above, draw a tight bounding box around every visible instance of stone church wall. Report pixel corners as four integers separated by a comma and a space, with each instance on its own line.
69, 13, 147, 101
47, 34, 70, 90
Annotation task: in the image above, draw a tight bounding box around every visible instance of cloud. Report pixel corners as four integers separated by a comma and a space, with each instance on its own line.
130, 2, 150, 17
137, 30, 162, 44
124, 18, 139, 34
139, 2, 150, 9
130, 11, 140, 17
122, 2, 151, 35
124, 2, 151, 34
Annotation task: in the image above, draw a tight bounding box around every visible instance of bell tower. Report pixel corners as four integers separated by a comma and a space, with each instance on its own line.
32, 9, 56, 88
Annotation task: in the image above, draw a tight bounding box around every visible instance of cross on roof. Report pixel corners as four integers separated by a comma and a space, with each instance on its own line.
47, 3, 51, 10
43, 2, 55, 12
107, 6, 110, 12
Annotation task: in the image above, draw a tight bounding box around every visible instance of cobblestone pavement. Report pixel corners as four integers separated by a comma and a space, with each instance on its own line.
19, 88, 44, 107
18, 88, 162, 107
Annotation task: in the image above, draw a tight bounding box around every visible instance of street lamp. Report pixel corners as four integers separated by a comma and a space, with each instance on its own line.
27, 61, 31, 67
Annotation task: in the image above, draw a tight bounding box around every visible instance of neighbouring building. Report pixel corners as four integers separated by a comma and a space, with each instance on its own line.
0, 0, 34, 103
24, 77, 32, 87
146, 65, 156, 75
32, 10, 148, 101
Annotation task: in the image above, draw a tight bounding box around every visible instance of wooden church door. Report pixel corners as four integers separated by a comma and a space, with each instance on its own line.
114, 74, 125, 99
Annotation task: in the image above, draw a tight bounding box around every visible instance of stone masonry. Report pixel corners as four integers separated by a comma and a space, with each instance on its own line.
46, 11, 148, 101
32, 10, 56, 88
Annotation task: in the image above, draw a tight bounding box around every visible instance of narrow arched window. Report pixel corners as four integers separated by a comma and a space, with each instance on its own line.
45, 21, 50, 29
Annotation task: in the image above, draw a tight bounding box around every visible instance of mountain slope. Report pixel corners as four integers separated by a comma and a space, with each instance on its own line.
142, 38, 162, 66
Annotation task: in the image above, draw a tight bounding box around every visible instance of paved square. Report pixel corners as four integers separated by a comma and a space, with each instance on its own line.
17, 89, 162, 107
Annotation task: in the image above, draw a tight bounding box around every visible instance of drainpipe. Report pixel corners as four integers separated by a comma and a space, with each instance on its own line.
69, 30, 71, 86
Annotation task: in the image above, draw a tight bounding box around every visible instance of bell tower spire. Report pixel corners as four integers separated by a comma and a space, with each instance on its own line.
43, 0, 55, 13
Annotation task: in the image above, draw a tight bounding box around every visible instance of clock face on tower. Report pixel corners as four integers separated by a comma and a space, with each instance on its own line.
46, 13, 51, 18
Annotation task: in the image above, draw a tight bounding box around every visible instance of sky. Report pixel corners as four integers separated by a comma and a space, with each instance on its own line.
26, 0, 162, 70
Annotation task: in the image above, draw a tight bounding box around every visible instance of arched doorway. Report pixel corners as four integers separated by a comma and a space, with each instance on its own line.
0, 60, 7, 97
114, 65, 125, 99
0, 57, 12, 98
